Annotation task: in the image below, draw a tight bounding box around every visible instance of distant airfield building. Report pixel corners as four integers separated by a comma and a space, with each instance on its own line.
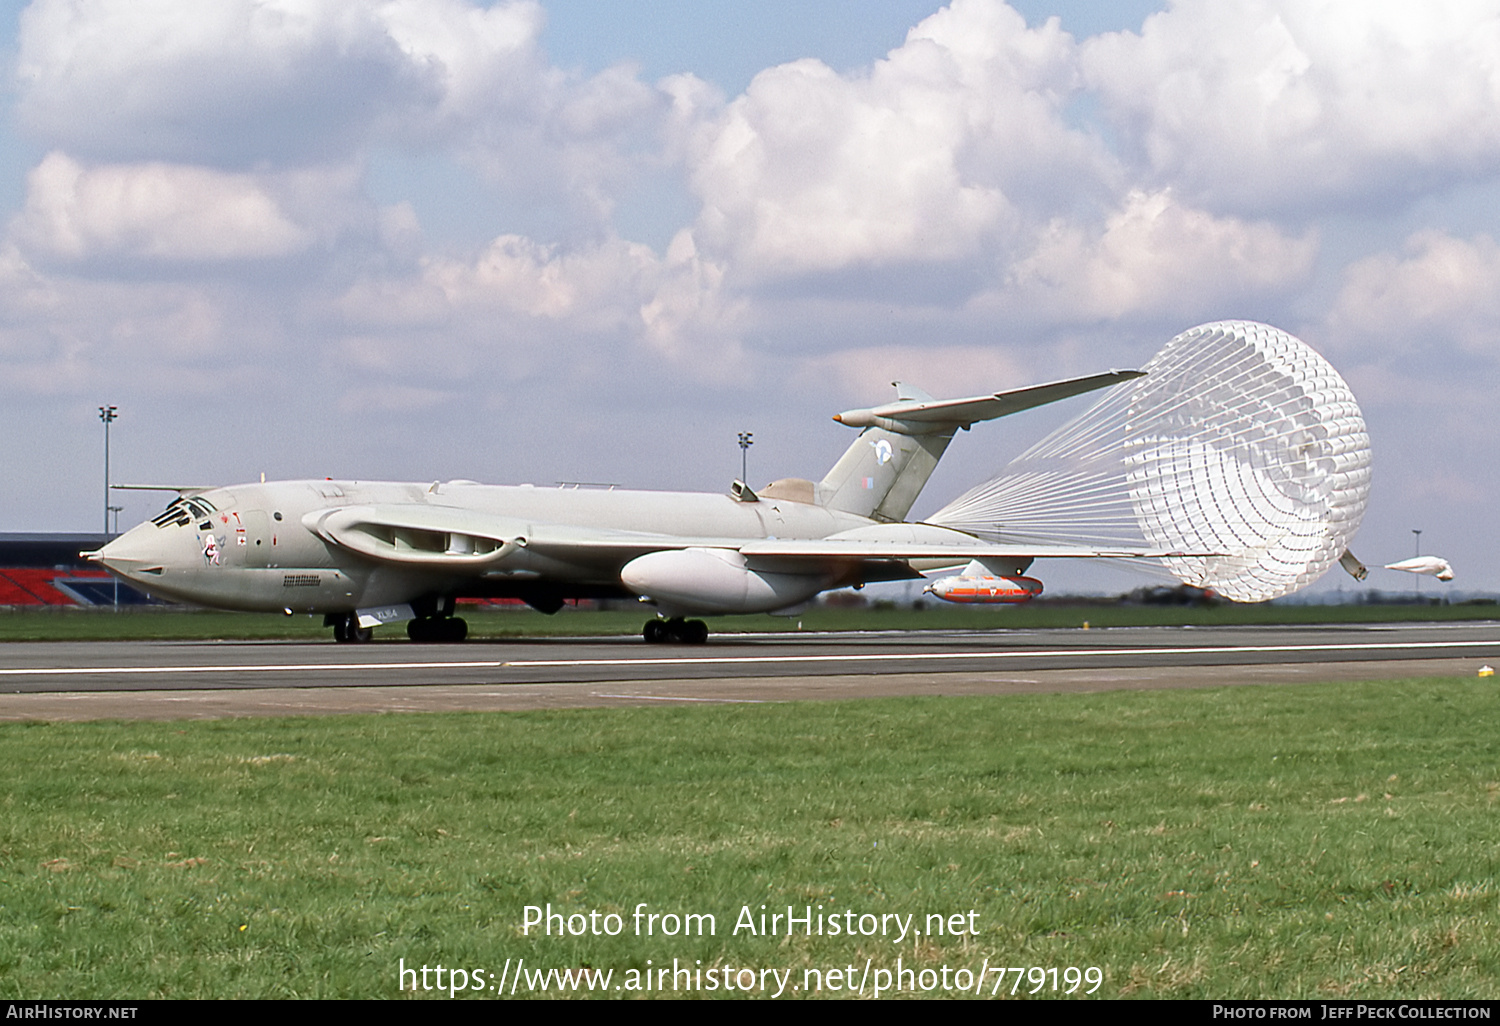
0, 533, 152, 606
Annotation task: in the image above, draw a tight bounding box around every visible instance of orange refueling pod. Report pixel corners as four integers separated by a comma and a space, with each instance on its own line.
924, 574, 1043, 604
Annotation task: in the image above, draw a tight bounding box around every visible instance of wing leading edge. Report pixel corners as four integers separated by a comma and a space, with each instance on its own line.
306, 504, 1196, 575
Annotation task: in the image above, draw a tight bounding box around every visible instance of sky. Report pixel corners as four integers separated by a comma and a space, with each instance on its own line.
1, 0, 1496, 597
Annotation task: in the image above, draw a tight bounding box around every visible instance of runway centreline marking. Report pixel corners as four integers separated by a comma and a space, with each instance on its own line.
0, 660, 507, 677
504, 639, 1500, 667
0, 639, 1496, 678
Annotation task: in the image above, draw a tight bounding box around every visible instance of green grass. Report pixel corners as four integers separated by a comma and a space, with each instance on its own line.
3, 679, 1499, 998
1, 599, 1495, 642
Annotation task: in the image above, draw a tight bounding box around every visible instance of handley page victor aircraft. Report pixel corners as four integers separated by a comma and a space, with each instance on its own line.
92, 370, 1176, 643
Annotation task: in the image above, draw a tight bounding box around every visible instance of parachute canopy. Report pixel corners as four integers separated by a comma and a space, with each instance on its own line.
930, 321, 1372, 602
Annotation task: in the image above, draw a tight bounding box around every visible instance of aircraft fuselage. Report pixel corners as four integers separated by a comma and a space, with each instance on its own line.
93, 370, 1151, 642
99, 479, 877, 616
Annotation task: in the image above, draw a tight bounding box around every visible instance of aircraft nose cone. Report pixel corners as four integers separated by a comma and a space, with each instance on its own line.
97, 524, 170, 580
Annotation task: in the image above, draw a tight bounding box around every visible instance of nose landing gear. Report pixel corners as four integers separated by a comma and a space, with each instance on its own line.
329, 614, 373, 644
326, 599, 468, 643
643, 617, 709, 644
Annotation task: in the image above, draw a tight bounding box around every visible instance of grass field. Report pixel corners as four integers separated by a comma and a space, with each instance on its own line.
2, 677, 1498, 999
1, 598, 1495, 642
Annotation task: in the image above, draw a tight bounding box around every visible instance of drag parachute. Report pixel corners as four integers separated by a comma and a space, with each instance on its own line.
930, 321, 1372, 602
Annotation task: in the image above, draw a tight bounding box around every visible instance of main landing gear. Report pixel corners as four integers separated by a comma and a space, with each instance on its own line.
329, 614, 373, 644
326, 600, 468, 644
643, 617, 708, 645
408, 596, 468, 642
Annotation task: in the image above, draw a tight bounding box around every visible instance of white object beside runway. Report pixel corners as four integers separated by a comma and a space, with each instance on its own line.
1384, 556, 1454, 581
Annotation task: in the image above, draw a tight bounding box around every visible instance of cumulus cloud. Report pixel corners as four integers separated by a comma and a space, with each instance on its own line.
1083, 0, 1500, 214
7, 0, 1464, 371
1326, 230, 1500, 357
0, 253, 259, 399
638, 230, 743, 363
327, 225, 747, 380
336, 233, 660, 329
422, 234, 661, 325
993, 189, 1317, 321
684, 0, 1110, 281
16, 0, 437, 165
12, 153, 314, 263
15, 0, 663, 231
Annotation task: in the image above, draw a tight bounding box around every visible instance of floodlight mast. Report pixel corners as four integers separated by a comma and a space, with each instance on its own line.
738, 431, 754, 484
98, 405, 118, 537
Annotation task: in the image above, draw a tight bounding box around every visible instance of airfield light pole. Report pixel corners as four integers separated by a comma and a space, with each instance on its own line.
108, 503, 123, 608
98, 405, 118, 537
738, 432, 753, 484
1412, 528, 1422, 602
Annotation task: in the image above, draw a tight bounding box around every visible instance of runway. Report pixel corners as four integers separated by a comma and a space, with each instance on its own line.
1, 621, 1497, 720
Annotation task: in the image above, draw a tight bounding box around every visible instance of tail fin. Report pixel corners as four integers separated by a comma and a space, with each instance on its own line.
817, 421, 958, 522
818, 371, 1143, 523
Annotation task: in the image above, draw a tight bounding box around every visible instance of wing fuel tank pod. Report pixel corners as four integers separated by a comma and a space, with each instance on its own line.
620, 547, 828, 616
923, 559, 1043, 604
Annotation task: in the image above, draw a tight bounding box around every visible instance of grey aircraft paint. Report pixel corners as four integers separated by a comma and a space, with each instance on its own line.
92, 372, 1151, 643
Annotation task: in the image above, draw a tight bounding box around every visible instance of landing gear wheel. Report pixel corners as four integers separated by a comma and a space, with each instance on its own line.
332, 614, 372, 643
643, 618, 709, 644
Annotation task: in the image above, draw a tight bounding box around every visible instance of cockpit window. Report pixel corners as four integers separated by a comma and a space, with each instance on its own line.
151, 495, 219, 528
